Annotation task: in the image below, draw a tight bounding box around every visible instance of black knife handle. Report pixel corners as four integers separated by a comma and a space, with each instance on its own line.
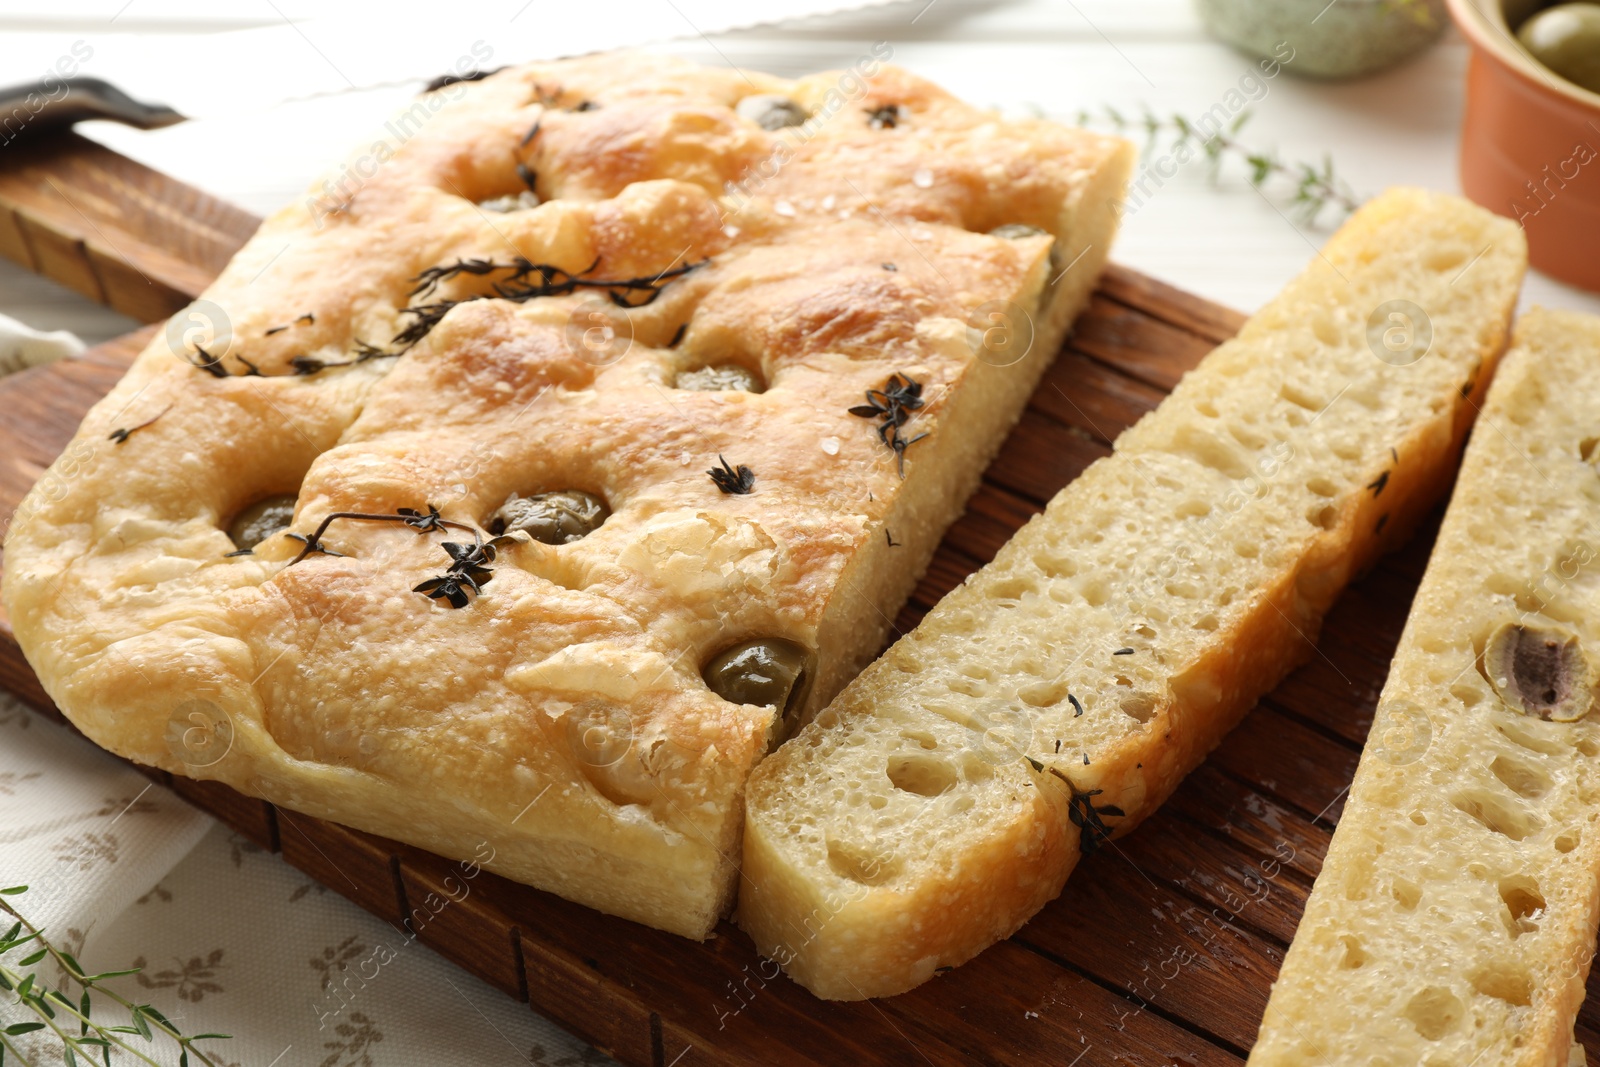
0, 77, 184, 141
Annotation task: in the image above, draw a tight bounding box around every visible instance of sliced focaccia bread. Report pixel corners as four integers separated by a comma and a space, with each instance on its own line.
1251, 309, 1600, 1066
0, 54, 1133, 938
739, 188, 1527, 998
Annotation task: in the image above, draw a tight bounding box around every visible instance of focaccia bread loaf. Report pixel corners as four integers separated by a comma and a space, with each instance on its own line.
739, 188, 1527, 998
1, 54, 1133, 938
1251, 309, 1600, 1067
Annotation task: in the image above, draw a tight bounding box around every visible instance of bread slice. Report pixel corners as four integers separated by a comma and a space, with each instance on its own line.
0, 55, 1132, 939
1251, 309, 1600, 1066
738, 188, 1527, 999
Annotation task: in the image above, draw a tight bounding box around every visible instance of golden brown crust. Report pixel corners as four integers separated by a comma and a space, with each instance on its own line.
2, 53, 1130, 936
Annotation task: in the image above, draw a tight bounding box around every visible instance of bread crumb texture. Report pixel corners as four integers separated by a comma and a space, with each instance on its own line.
1253, 309, 1600, 1067
741, 188, 1527, 998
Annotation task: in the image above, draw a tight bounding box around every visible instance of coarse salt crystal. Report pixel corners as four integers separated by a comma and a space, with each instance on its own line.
774, 199, 796, 217
912, 167, 934, 188
821, 436, 840, 455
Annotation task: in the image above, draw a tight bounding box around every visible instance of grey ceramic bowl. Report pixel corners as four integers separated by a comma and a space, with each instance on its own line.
1196, 0, 1450, 78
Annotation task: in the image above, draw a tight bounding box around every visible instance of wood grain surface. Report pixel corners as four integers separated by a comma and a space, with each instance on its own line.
2, 135, 1595, 1066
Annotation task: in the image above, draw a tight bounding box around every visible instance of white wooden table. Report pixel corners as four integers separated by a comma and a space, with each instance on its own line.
3, 0, 1596, 345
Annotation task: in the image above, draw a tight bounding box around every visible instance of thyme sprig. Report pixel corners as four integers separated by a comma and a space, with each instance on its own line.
414, 535, 515, 608
1037, 768, 1124, 855
1074, 104, 1363, 225
707, 456, 755, 495
394, 256, 706, 353
283, 506, 519, 610
848, 372, 929, 477
287, 505, 475, 565
0, 885, 231, 1067
107, 406, 171, 445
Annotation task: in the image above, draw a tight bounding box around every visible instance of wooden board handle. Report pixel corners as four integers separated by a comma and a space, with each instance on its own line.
0, 131, 259, 323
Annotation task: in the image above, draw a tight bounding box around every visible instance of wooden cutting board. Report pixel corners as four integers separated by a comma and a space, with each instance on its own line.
4, 132, 1597, 1067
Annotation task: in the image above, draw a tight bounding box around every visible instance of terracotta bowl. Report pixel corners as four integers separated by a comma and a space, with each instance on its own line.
1449, 0, 1600, 291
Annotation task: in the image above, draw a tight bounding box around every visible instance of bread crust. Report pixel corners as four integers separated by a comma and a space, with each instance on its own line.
740, 188, 1527, 997
1, 54, 1131, 937
1252, 309, 1600, 1066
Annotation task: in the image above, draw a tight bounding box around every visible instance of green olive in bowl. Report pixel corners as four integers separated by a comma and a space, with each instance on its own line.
1519, 3, 1600, 94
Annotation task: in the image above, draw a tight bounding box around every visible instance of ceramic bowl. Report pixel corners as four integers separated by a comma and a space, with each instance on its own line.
1449, 0, 1600, 291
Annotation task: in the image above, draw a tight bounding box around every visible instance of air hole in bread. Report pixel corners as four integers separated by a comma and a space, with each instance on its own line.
899, 729, 939, 750
1579, 737, 1600, 757
1555, 830, 1580, 853
1120, 692, 1157, 723
1425, 245, 1469, 272
1409, 810, 1428, 826
1469, 963, 1533, 1006
1498, 877, 1545, 938
1490, 753, 1553, 799
1228, 421, 1267, 450
1337, 935, 1367, 969
1580, 436, 1600, 462
1451, 787, 1543, 841
1017, 678, 1071, 709
1496, 717, 1566, 756
1079, 578, 1110, 608
1195, 399, 1219, 418
1451, 680, 1484, 709
825, 838, 899, 886
674, 361, 765, 393
1306, 476, 1339, 498
477, 190, 541, 213
1308, 504, 1340, 530
1193, 614, 1219, 632
986, 576, 1033, 601
1403, 986, 1464, 1041
1175, 499, 1210, 519
1280, 382, 1320, 411
1168, 424, 1251, 479
1330, 439, 1362, 462
1392, 876, 1422, 910
886, 754, 958, 797
1310, 313, 1341, 347
1031, 551, 1076, 579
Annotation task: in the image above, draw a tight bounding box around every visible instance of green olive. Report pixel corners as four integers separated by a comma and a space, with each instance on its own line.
989, 224, 1050, 239
703, 639, 815, 737
675, 363, 762, 393
491, 490, 608, 544
1483, 622, 1593, 722
735, 94, 808, 131
227, 494, 298, 551
1519, 4, 1600, 95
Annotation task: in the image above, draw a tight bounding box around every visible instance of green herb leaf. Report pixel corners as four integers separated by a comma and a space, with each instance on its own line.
2, 1023, 44, 1036
0, 886, 28, 896
18, 948, 46, 966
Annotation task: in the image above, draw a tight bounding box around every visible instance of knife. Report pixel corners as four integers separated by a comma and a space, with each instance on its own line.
0, 0, 899, 138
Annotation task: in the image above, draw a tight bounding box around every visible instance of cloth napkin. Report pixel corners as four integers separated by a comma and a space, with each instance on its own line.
0, 315, 612, 1065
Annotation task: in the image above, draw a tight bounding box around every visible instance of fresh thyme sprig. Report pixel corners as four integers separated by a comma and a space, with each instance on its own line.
0, 885, 231, 1067
287, 505, 474, 565
848, 372, 929, 478
1074, 104, 1363, 225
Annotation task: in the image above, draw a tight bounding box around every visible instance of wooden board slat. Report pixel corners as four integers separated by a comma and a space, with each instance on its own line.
4, 135, 1597, 1067
0, 133, 258, 324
